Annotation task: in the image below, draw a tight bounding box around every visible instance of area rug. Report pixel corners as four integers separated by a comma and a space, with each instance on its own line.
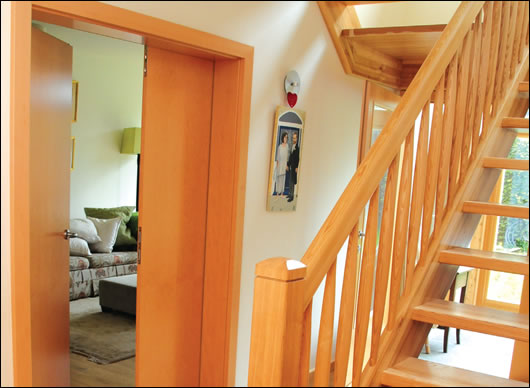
70, 297, 136, 364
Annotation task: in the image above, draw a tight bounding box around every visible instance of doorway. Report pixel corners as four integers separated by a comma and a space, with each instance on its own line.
10, 2, 253, 386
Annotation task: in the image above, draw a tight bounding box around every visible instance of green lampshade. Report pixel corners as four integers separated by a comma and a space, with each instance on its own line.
120, 127, 141, 154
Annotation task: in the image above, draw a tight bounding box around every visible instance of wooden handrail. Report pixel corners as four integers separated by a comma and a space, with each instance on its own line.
301, 1, 484, 306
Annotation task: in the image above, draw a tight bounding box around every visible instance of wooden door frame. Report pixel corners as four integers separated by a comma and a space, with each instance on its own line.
10, 2, 253, 386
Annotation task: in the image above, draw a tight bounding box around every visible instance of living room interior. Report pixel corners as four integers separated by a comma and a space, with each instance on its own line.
32, 20, 144, 385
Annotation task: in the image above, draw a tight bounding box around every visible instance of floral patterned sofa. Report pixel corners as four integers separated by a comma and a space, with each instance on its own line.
69, 251, 137, 300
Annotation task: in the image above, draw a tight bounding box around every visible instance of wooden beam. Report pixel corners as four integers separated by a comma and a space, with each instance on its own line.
317, 1, 361, 75
342, 24, 446, 37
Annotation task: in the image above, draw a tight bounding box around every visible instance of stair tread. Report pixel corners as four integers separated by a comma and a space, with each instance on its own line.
501, 117, 529, 128
519, 81, 529, 93
411, 299, 529, 342
440, 247, 529, 276
462, 201, 529, 219
381, 357, 528, 387
483, 157, 529, 170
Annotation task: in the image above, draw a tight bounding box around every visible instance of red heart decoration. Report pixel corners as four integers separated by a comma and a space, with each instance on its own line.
287, 92, 298, 108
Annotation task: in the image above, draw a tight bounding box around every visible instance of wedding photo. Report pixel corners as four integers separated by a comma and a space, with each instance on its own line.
267, 106, 306, 212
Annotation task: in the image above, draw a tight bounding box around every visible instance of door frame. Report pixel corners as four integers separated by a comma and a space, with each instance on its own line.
10, 2, 253, 386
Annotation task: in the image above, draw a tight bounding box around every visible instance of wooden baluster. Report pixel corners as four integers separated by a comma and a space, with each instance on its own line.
351, 187, 379, 387
298, 301, 312, 387
461, 11, 482, 177
248, 258, 306, 387
511, 1, 525, 76
502, 1, 517, 92
405, 102, 430, 293
482, 1, 503, 136
334, 224, 360, 387
471, 2, 492, 161
420, 75, 445, 260
314, 262, 336, 387
435, 55, 458, 235
524, 2, 530, 46
492, 1, 511, 115
387, 129, 414, 330
518, 1, 528, 63
369, 153, 400, 365
504, 0, 518, 88
448, 30, 472, 205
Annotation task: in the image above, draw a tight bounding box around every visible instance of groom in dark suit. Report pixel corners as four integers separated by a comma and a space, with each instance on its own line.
287, 132, 299, 203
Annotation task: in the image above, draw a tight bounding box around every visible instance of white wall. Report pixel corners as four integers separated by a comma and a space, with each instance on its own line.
1, 1, 14, 386
36, 23, 144, 219
102, 1, 364, 385
355, 1, 461, 28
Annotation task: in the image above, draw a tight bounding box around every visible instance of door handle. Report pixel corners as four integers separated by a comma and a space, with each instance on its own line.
64, 229, 78, 240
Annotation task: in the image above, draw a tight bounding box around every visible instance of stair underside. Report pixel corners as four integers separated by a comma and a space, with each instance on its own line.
339, 24, 448, 90
482, 157, 529, 170
381, 357, 528, 387
412, 299, 529, 342
341, 24, 445, 62
462, 201, 529, 219
439, 247, 529, 275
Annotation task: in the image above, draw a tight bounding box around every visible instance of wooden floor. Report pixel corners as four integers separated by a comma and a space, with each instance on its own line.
70, 353, 135, 387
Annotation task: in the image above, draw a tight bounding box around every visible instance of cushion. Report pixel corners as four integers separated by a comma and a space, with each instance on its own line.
87, 217, 121, 253
69, 218, 101, 244
127, 212, 139, 240
69, 256, 90, 271
88, 251, 138, 268
69, 237, 91, 257
84, 206, 136, 247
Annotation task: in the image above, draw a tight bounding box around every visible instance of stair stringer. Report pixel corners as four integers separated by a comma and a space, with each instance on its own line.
361, 53, 529, 387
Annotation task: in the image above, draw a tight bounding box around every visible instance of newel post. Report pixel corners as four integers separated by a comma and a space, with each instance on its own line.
248, 257, 307, 387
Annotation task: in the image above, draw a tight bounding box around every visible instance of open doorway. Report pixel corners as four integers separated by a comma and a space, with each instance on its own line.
11, 2, 253, 386
32, 20, 144, 386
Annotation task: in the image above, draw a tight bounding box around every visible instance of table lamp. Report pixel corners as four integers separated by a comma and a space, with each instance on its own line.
120, 127, 141, 211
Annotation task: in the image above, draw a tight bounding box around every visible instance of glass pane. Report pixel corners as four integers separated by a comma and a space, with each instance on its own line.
486, 271, 524, 304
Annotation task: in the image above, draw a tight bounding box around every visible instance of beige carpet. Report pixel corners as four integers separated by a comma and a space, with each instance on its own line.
70, 297, 136, 364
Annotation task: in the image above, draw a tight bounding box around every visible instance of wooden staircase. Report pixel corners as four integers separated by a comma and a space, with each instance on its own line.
380, 79, 529, 387
381, 81, 529, 387
249, 2, 529, 387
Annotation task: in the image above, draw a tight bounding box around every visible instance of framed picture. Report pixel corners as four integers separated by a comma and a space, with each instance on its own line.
72, 80, 79, 122
267, 106, 306, 212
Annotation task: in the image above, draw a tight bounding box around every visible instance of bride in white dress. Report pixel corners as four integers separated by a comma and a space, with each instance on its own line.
275, 132, 289, 196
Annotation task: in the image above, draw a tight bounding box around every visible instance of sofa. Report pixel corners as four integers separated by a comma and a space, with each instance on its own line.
69, 207, 139, 300
69, 251, 138, 300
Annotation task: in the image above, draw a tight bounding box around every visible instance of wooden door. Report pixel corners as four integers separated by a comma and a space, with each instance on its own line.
136, 46, 214, 386
29, 27, 72, 386
358, 81, 402, 166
